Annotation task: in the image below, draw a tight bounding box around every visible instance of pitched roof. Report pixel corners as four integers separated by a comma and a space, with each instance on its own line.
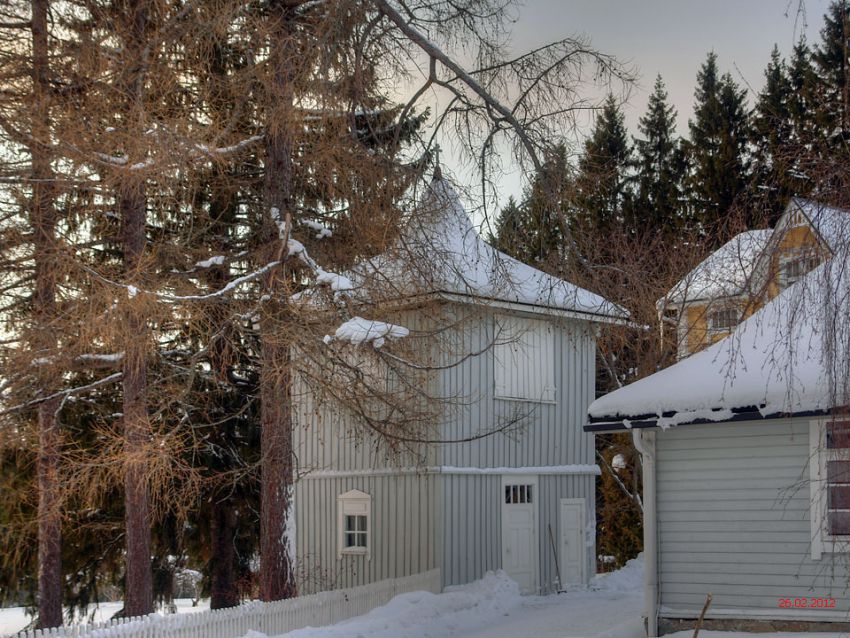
363, 177, 628, 321
663, 229, 773, 306
588, 251, 850, 429
787, 198, 850, 253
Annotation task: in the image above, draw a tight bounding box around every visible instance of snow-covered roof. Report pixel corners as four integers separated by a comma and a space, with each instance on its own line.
363, 177, 627, 321
663, 229, 772, 306
787, 198, 850, 253
589, 251, 850, 429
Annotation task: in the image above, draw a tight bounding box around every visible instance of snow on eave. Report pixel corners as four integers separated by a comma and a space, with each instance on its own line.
584, 406, 833, 433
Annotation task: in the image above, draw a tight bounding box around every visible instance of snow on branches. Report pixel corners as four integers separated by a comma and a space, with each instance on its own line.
323, 317, 409, 349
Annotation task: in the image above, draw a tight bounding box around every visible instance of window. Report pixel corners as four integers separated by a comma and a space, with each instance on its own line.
337, 489, 371, 559
505, 483, 533, 504
781, 255, 819, 289
810, 420, 850, 559
708, 307, 738, 332
494, 316, 555, 402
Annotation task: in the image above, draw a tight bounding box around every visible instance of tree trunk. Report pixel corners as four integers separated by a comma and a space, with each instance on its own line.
209, 498, 239, 609
36, 400, 62, 628
259, 0, 296, 602
31, 0, 62, 627
117, 0, 154, 615
121, 181, 154, 618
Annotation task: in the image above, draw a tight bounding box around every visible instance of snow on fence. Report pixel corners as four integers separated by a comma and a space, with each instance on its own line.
15, 570, 440, 638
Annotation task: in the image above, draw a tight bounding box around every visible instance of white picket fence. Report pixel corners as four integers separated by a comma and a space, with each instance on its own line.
15, 570, 440, 638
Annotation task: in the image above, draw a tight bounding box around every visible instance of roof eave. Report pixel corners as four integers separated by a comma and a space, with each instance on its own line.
583, 406, 833, 433
434, 290, 630, 325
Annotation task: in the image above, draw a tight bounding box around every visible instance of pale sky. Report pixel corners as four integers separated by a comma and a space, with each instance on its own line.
439, 0, 832, 216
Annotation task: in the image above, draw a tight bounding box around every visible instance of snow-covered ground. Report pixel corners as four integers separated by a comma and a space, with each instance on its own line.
6, 562, 848, 638
0, 599, 209, 637
263, 556, 645, 638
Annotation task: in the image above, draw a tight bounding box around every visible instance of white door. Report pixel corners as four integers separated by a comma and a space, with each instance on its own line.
501, 476, 539, 593
559, 498, 586, 586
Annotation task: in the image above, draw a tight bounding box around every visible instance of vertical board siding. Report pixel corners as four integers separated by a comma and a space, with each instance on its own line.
656, 418, 850, 616
292, 309, 437, 475
294, 303, 599, 595
295, 473, 438, 595
438, 308, 596, 469
440, 473, 501, 587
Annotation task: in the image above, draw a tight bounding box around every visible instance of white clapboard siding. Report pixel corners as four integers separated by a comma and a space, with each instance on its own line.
14, 570, 440, 638
656, 418, 850, 618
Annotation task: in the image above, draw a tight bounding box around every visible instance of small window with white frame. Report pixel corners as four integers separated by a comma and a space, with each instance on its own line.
810, 419, 850, 559
337, 489, 371, 559
707, 307, 739, 332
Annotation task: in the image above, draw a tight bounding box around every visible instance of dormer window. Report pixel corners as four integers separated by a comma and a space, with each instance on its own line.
781, 255, 819, 289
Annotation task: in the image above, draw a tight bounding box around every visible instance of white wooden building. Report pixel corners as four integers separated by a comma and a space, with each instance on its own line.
291, 175, 626, 596
587, 249, 850, 635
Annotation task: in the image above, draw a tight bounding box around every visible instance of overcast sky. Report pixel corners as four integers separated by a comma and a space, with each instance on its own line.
441, 0, 832, 215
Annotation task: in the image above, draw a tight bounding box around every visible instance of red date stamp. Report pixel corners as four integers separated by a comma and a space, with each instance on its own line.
778, 598, 836, 608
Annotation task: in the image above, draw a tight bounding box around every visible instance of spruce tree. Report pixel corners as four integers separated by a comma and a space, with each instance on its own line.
750, 46, 796, 222
632, 75, 685, 233
685, 52, 751, 234
492, 146, 569, 274
492, 196, 524, 255
788, 40, 820, 146
813, 0, 850, 141
572, 95, 632, 236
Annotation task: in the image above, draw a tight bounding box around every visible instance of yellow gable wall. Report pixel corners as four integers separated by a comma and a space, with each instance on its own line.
685, 300, 758, 355
681, 220, 830, 357
764, 224, 828, 301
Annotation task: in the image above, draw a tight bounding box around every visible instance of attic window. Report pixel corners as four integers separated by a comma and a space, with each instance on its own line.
782, 255, 819, 288
708, 308, 738, 331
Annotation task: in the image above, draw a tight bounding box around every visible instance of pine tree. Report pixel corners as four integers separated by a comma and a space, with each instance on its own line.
632, 75, 686, 233
685, 52, 751, 234
572, 95, 632, 236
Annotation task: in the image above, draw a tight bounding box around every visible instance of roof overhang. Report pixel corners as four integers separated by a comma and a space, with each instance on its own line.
433, 290, 630, 325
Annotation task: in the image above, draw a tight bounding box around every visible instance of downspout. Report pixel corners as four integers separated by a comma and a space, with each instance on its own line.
633, 429, 658, 638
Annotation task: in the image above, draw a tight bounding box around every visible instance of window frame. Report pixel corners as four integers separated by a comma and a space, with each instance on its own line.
337, 489, 371, 559
493, 315, 556, 403
780, 253, 819, 289
809, 419, 850, 559
707, 306, 739, 332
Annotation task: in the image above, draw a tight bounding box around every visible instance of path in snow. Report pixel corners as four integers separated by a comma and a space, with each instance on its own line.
265, 556, 645, 638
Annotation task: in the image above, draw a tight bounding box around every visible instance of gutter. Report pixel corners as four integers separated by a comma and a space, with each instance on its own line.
584, 407, 831, 433
632, 428, 658, 638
